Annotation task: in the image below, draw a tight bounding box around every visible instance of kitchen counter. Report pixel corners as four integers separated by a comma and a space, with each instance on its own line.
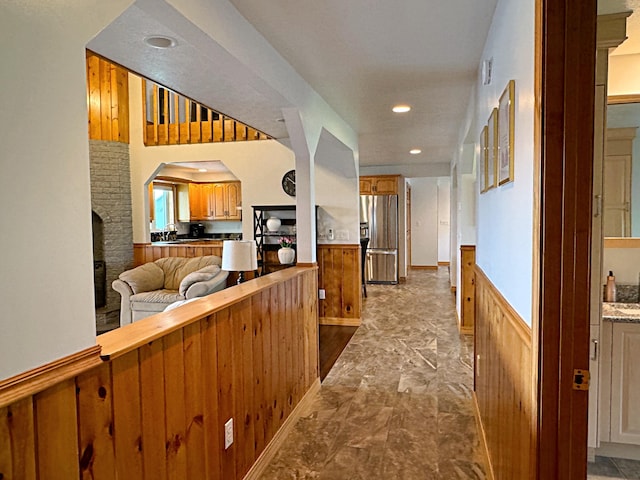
602, 302, 640, 323
151, 239, 224, 246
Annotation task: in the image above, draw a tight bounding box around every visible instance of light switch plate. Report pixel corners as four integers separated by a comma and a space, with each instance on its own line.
224, 418, 233, 449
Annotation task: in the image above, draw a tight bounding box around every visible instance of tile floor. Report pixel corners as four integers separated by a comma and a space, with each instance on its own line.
588, 456, 640, 479
259, 268, 486, 479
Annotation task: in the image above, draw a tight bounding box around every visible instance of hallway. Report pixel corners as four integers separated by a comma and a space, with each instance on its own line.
259, 268, 487, 479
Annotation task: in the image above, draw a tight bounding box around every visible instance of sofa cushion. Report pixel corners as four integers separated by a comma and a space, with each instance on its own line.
119, 262, 164, 294
178, 265, 221, 296
155, 256, 221, 290
130, 289, 184, 312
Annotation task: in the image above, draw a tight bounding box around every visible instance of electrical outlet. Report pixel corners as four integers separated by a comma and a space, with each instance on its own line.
318, 289, 326, 300
328, 228, 334, 240
224, 418, 233, 449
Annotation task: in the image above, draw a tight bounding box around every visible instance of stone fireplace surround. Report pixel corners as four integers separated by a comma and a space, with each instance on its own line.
89, 140, 133, 332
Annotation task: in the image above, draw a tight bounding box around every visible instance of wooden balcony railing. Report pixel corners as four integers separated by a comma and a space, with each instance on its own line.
142, 79, 270, 146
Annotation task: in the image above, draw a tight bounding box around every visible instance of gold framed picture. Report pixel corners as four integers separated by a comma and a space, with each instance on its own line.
487, 107, 498, 190
498, 80, 515, 185
480, 125, 488, 193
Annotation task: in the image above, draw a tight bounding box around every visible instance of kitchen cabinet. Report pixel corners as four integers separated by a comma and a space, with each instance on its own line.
359, 175, 399, 195
188, 183, 209, 220
212, 182, 242, 220
189, 182, 241, 221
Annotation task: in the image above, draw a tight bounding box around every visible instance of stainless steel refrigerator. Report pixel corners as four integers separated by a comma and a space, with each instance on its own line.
360, 194, 398, 284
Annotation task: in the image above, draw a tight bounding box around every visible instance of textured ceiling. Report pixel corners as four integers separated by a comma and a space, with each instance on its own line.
229, 0, 498, 167
89, 0, 499, 170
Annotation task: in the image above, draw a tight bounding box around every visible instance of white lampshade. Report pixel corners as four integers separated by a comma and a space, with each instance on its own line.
221, 240, 258, 272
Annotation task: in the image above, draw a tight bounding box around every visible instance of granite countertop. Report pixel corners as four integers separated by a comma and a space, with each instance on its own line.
151, 238, 224, 246
602, 302, 640, 324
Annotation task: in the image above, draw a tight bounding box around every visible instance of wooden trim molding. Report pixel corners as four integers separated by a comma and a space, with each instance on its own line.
319, 317, 362, 327
437, 261, 450, 267
603, 237, 640, 248
608, 94, 640, 105
243, 379, 321, 480
410, 265, 437, 270
0, 345, 102, 408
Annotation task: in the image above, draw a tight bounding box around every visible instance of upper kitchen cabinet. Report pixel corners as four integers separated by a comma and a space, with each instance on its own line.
359, 175, 399, 195
188, 183, 210, 221
189, 182, 241, 221
212, 182, 242, 220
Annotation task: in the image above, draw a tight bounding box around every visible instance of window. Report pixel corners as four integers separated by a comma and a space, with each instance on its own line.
153, 183, 175, 230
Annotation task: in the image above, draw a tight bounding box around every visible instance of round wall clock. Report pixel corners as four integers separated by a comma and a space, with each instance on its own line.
281, 169, 296, 197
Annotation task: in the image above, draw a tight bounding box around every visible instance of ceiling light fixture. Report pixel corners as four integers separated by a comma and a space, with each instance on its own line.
144, 35, 177, 49
198, 168, 208, 172
410, 149, 422, 155
392, 104, 411, 113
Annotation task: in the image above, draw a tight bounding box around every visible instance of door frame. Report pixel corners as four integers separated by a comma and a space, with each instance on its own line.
536, 0, 595, 477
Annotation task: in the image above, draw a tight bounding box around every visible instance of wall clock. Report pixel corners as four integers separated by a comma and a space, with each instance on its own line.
281, 169, 296, 197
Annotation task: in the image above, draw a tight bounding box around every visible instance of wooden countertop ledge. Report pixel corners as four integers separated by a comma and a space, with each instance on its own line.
98, 266, 317, 361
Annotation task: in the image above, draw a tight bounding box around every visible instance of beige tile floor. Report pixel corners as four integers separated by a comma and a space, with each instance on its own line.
259, 268, 486, 479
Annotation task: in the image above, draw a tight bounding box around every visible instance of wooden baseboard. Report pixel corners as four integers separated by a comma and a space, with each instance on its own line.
243, 378, 321, 480
399, 276, 407, 284
451, 286, 457, 293
438, 261, 450, 267
410, 265, 438, 270
319, 317, 361, 327
0, 345, 103, 408
473, 392, 496, 480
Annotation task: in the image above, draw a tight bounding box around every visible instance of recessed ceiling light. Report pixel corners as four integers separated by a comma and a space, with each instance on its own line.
410, 149, 422, 155
392, 104, 411, 113
198, 168, 208, 172
144, 35, 177, 49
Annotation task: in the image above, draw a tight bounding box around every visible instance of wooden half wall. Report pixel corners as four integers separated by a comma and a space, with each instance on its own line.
0, 267, 319, 480
317, 244, 362, 326
474, 267, 534, 479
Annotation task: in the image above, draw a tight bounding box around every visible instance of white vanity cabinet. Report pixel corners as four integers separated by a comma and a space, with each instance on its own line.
610, 322, 640, 444
599, 319, 640, 446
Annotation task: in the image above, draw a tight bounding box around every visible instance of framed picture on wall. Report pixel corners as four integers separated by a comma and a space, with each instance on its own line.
487, 107, 498, 190
480, 125, 488, 193
498, 80, 515, 185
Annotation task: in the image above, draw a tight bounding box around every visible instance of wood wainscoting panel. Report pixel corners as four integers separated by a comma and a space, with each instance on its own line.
0, 267, 319, 480
474, 267, 533, 480
133, 243, 224, 267
317, 244, 361, 324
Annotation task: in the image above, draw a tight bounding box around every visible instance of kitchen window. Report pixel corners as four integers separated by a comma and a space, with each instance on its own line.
152, 183, 176, 230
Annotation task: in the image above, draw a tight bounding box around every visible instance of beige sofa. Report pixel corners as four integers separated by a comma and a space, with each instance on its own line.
112, 256, 228, 326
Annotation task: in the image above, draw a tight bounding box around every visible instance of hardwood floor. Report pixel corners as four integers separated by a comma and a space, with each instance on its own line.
319, 325, 358, 380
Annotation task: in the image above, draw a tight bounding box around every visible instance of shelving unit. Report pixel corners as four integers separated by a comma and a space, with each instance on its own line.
253, 205, 297, 275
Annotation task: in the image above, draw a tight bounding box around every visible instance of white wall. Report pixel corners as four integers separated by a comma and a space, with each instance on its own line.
471, 0, 536, 324
0, 1, 133, 380
409, 178, 439, 267
609, 54, 640, 96
437, 178, 451, 263
603, 247, 640, 285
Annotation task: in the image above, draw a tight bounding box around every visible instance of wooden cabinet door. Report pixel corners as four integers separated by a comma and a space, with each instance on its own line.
225, 182, 242, 220
188, 183, 205, 220
373, 177, 398, 194
610, 322, 640, 445
359, 177, 373, 194
211, 183, 227, 220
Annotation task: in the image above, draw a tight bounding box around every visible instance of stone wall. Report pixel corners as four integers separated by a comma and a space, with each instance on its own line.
89, 140, 133, 330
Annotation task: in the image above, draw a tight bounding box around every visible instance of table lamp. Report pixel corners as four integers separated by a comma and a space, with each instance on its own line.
221, 240, 258, 284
